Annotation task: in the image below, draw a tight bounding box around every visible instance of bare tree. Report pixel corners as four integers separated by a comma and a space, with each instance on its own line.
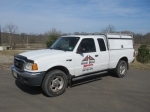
74, 32, 80, 35
46, 28, 61, 36
0, 25, 2, 46
101, 25, 116, 33
20, 33, 26, 47
145, 33, 150, 44
121, 30, 133, 34
3, 23, 18, 48
81, 32, 87, 35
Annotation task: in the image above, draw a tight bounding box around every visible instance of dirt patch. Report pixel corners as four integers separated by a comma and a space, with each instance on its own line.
0, 50, 27, 56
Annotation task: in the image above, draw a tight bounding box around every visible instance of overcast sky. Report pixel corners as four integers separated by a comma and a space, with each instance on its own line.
0, 0, 150, 34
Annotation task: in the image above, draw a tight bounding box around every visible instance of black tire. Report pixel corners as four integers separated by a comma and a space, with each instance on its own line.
114, 60, 127, 78
42, 70, 68, 97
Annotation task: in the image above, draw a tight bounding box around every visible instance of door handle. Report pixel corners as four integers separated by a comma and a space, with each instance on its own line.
66, 59, 72, 61
95, 55, 99, 57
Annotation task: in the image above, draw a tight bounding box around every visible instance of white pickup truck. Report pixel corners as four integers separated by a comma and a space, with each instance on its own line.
11, 33, 135, 97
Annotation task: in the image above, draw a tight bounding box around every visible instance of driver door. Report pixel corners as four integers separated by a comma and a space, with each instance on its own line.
74, 38, 100, 76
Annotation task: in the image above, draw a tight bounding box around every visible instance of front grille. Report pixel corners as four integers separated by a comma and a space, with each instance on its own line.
14, 58, 24, 70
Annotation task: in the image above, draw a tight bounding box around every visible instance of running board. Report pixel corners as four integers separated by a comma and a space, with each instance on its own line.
72, 71, 108, 81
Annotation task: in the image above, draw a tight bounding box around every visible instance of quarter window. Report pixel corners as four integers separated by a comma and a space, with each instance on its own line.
97, 39, 106, 51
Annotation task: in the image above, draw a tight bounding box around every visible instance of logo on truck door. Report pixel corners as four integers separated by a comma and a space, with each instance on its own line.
89, 55, 95, 64
81, 55, 95, 71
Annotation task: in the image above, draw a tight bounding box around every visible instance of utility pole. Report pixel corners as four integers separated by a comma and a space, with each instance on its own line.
0, 25, 2, 46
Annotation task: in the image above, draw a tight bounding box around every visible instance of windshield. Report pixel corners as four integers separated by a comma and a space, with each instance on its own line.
50, 37, 80, 51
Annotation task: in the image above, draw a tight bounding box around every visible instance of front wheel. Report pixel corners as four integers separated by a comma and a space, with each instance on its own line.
115, 60, 127, 78
42, 70, 68, 97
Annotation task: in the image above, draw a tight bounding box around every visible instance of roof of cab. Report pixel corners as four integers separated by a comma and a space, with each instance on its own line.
61, 35, 106, 39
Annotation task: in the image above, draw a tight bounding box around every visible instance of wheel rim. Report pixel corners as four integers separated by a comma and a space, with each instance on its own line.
119, 63, 126, 75
50, 76, 64, 92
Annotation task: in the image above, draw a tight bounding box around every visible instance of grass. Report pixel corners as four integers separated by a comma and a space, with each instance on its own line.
2, 43, 46, 48
0, 50, 27, 56
130, 59, 150, 70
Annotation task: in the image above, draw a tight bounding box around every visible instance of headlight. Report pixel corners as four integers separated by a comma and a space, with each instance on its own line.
24, 63, 38, 70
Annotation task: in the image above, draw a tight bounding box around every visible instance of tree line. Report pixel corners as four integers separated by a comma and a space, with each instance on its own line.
0, 23, 150, 49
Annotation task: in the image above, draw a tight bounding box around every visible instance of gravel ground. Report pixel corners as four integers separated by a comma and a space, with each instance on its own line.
0, 55, 13, 63
0, 55, 13, 70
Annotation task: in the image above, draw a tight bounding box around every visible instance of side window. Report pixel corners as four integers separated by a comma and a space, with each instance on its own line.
97, 38, 106, 51
78, 38, 96, 53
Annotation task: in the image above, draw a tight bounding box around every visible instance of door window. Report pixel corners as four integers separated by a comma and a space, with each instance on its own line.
78, 38, 96, 53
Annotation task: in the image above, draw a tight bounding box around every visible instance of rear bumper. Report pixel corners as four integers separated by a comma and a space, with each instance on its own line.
11, 65, 45, 86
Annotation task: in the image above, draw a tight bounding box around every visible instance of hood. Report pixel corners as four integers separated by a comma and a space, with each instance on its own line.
19, 49, 73, 62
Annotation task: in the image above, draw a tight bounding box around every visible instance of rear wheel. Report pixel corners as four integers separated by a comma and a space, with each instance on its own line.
42, 70, 67, 97
115, 60, 127, 78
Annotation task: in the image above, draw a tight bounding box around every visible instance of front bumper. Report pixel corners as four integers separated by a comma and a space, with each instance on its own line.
11, 65, 45, 86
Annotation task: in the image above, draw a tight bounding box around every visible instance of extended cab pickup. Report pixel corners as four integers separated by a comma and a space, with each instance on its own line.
11, 34, 135, 97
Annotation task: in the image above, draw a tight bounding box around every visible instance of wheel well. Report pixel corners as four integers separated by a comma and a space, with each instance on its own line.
119, 57, 129, 69
46, 66, 70, 76
43, 66, 71, 86
41, 66, 70, 87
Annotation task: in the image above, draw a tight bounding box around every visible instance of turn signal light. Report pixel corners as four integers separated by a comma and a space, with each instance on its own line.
32, 63, 38, 70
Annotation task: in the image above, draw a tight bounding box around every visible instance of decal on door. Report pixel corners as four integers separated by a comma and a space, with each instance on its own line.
89, 55, 95, 64
81, 55, 89, 65
81, 55, 95, 71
